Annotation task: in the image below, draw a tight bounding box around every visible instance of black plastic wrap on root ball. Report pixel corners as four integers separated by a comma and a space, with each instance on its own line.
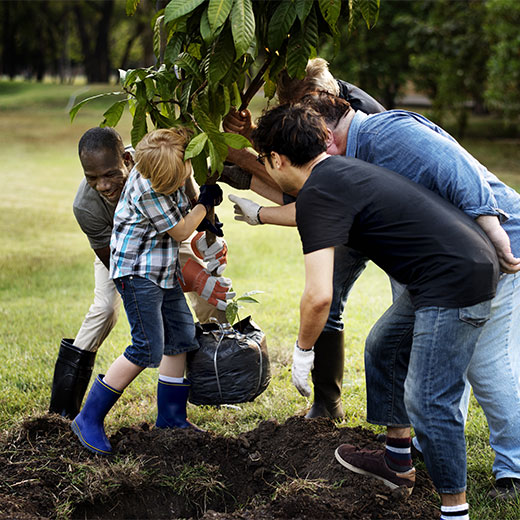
187, 316, 271, 406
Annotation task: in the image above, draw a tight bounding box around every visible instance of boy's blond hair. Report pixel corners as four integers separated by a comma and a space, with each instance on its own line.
135, 127, 192, 195
277, 57, 340, 105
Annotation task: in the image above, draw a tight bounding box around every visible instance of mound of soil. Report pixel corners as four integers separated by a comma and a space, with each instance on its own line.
0, 415, 438, 519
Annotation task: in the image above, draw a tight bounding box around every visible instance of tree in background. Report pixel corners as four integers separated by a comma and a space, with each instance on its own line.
0, 0, 154, 83
404, 0, 489, 138
73, 0, 380, 184
322, 0, 415, 110
484, 0, 520, 129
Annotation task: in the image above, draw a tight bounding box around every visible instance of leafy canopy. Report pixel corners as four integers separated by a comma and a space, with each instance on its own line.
71, 0, 379, 184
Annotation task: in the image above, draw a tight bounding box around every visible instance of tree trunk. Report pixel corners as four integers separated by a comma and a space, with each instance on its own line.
1, 1, 17, 78
74, 0, 114, 83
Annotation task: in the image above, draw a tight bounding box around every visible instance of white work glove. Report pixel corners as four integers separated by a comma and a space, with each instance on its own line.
291, 342, 315, 397
179, 259, 236, 310
228, 194, 263, 226
190, 231, 228, 275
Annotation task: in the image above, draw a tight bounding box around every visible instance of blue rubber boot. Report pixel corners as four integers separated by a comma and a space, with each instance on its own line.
156, 379, 203, 431
71, 375, 122, 455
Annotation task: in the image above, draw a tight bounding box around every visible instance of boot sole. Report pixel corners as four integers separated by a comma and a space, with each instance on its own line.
71, 420, 112, 456
334, 447, 414, 496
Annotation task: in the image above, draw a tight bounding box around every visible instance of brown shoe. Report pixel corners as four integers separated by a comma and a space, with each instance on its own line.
489, 478, 520, 500
335, 444, 415, 496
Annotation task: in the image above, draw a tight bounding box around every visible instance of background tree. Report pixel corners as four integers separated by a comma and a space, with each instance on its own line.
72, 0, 380, 183
484, 0, 520, 129
404, 0, 489, 138
322, 0, 415, 110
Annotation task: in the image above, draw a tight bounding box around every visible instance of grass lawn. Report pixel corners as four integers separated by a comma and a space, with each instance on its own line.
1, 80, 520, 518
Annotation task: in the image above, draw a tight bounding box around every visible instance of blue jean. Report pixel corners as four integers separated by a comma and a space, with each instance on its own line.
365, 291, 491, 493
467, 273, 520, 480
325, 245, 368, 332
366, 274, 520, 482
114, 275, 198, 368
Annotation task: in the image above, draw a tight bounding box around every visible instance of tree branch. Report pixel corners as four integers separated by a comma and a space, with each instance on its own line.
239, 54, 273, 111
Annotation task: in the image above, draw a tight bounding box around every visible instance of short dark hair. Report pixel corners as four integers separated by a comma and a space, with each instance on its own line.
78, 127, 125, 158
251, 104, 328, 166
301, 92, 351, 128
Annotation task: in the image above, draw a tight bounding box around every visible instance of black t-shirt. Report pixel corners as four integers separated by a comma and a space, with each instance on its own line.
336, 79, 386, 114
296, 156, 499, 309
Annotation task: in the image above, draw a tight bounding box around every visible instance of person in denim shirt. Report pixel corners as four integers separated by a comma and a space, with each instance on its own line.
305, 92, 520, 501
251, 103, 499, 520
71, 128, 223, 455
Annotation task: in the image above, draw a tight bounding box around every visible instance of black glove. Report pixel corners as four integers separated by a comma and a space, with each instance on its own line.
197, 213, 224, 237
197, 184, 223, 211
220, 162, 252, 190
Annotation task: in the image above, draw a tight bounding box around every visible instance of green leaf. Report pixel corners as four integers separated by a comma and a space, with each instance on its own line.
69, 92, 122, 122
126, 0, 140, 16
130, 103, 148, 148
193, 98, 221, 136
268, 0, 297, 51
164, 0, 206, 23
230, 0, 255, 57
359, 0, 380, 29
221, 84, 231, 115
263, 77, 276, 99
208, 30, 236, 85
179, 77, 194, 114
221, 132, 251, 149
153, 15, 164, 61
101, 100, 126, 127
231, 82, 242, 107
191, 152, 209, 185
208, 0, 233, 32
175, 52, 203, 80
225, 301, 239, 325
207, 139, 222, 174
295, 0, 313, 22
318, 0, 341, 29
286, 7, 318, 78
164, 33, 184, 66
144, 77, 156, 100
200, 9, 213, 43
185, 132, 208, 159
235, 296, 259, 304
242, 290, 263, 297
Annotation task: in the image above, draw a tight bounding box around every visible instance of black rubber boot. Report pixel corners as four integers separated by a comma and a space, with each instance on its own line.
49, 338, 96, 419
305, 330, 345, 419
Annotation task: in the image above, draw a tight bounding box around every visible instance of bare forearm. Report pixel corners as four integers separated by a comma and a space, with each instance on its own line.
298, 293, 330, 349
167, 204, 207, 242
297, 248, 335, 349
476, 215, 520, 273
227, 147, 279, 190
258, 203, 296, 226
250, 176, 284, 204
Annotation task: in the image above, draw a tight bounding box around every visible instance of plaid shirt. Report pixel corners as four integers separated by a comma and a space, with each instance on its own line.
110, 166, 191, 288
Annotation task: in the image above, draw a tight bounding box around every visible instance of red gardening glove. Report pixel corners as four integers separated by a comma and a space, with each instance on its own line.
179, 258, 235, 310
191, 231, 228, 275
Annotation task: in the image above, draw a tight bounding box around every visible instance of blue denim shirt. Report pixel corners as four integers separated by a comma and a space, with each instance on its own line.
345, 110, 520, 256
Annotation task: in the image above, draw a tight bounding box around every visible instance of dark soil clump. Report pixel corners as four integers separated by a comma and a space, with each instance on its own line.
0, 415, 438, 519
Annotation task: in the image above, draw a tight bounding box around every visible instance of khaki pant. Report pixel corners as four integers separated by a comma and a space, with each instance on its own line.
73, 232, 227, 352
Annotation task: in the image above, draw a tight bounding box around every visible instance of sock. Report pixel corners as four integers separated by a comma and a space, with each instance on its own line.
440, 503, 469, 520
384, 436, 413, 472
159, 375, 184, 384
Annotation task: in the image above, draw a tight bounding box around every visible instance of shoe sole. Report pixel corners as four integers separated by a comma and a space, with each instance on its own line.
71, 420, 111, 456
334, 447, 414, 496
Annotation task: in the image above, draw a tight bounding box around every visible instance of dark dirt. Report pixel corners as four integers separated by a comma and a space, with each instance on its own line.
0, 415, 439, 519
